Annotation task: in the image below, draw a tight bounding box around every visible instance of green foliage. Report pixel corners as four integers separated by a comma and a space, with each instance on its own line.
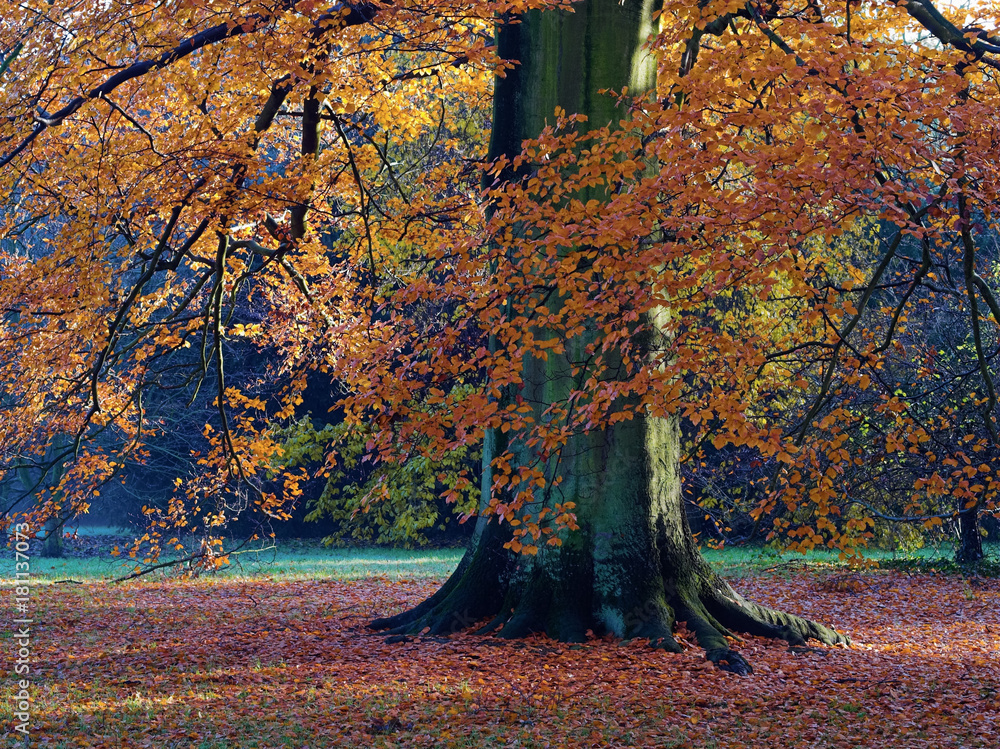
278, 417, 479, 547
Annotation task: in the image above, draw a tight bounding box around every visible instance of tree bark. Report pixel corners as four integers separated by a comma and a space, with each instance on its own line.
42, 516, 64, 558
955, 501, 984, 564
371, 0, 847, 673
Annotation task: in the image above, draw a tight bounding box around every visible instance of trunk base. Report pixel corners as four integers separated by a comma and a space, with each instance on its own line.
370, 526, 848, 675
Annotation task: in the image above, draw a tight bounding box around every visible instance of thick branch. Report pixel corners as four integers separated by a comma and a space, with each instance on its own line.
903, 0, 1000, 69
0, 1, 380, 167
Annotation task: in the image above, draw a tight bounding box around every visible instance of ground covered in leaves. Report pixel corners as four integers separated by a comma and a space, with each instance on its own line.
4, 567, 998, 748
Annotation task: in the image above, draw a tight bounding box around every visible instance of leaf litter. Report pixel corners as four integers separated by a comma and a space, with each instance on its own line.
7, 569, 998, 748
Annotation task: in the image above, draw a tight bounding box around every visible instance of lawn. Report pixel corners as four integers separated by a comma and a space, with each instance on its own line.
2, 537, 998, 747
26, 542, 464, 583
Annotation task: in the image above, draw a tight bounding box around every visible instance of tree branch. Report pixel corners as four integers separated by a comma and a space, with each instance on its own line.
903, 0, 1000, 70
0, 1, 380, 168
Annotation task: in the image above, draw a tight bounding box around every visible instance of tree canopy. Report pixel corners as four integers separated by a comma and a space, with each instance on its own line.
0, 0, 998, 593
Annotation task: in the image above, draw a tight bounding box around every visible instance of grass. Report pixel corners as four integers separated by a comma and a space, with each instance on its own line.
218, 544, 465, 580
700, 541, 1000, 577
62, 525, 129, 536
16, 555, 122, 582
10, 528, 999, 584
13, 536, 465, 583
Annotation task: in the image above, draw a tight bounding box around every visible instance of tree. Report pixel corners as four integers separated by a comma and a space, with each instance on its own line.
371, 1, 847, 674
371, 0, 1000, 667
1, 0, 999, 673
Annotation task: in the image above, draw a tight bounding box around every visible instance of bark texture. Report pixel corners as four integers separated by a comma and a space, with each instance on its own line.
372, 411, 846, 673
955, 503, 984, 564
371, 0, 847, 673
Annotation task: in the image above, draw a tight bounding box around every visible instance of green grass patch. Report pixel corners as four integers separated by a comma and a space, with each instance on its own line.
5, 543, 466, 583
8, 529, 998, 585
219, 545, 465, 580
700, 542, 1000, 577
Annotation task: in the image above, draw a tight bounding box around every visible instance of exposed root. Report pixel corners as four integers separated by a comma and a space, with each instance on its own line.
704, 586, 850, 648
372, 563, 509, 636
705, 648, 753, 676
370, 530, 846, 675
369, 564, 463, 632
372, 579, 846, 675
369, 523, 515, 638
666, 578, 848, 675
625, 600, 681, 652
674, 598, 732, 656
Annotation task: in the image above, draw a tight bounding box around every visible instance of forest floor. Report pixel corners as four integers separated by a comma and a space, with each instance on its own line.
1, 542, 998, 748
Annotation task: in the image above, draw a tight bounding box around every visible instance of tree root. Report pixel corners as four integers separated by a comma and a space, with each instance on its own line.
665, 581, 846, 675
705, 648, 753, 675
369, 522, 516, 637
370, 536, 847, 676
373, 579, 845, 677
370, 567, 501, 637
703, 585, 849, 648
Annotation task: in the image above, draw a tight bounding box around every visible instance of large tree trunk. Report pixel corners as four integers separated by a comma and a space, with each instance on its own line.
371, 0, 846, 673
